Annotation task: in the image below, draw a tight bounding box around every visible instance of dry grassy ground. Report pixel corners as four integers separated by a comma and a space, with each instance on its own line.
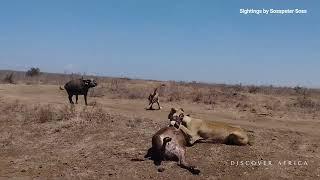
0, 71, 320, 179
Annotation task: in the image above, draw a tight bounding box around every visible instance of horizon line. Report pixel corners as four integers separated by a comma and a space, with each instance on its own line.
1, 68, 319, 90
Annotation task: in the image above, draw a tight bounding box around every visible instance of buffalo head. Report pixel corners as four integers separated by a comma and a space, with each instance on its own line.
83, 79, 97, 88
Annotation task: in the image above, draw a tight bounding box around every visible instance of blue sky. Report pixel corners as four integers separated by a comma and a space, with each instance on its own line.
0, 0, 319, 87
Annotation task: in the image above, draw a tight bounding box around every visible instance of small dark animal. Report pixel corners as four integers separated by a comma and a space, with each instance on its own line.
146, 84, 165, 110
60, 78, 97, 105
145, 125, 200, 175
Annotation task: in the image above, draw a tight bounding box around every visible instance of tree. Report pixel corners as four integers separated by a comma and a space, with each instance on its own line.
26, 67, 41, 77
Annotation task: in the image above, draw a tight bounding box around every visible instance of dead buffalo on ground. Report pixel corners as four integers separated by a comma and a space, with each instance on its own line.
144, 125, 200, 175
60, 78, 97, 105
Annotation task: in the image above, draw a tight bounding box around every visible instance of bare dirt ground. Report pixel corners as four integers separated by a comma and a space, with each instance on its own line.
0, 84, 320, 179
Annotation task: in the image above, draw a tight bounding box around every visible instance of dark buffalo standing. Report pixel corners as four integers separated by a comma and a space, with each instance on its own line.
61, 78, 97, 105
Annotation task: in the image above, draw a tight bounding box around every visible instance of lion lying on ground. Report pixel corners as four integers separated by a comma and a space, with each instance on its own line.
168, 108, 251, 146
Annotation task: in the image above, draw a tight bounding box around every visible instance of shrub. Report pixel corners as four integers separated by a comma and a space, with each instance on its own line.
232, 83, 244, 92
203, 89, 217, 105
26, 67, 41, 77
127, 87, 147, 99
109, 79, 127, 93
36, 105, 56, 123
3, 73, 14, 84
292, 96, 319, 109
23, 104, 76, 123
191, 89, 204, 103
166, 85, 183, 102
248, 86, 259, 94
294, 86, 308, 96
57, 105, 76, 121
2, 100, 23, 112
79, 106, 111, 123
88, 86, 106, 97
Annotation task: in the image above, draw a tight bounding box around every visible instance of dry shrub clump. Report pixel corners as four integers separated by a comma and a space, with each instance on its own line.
126, 86, 147, 99
1, 100, 24, 113
100, 80, 249, 106
159, 81, 248, 106
248, 86, 260, 94
191, 89, 204, 103
2, 73, 15, 84
2, 100, 113, 125
79, 105, 112, 123
290, 96, 320, 111
294, 86, 308, 96
202, 91, 217, 105
88, 85, 106, 97
34, 105, 56, 123
263, 99, 282, 111
126, 117, 143, 128
287, 86, 320, 113
109, 79, 127, 93
190, 88, 217, 105
108, 79, 130, 97
24, 104, 76, 123
163, 82, 185, 102
104, 79, 148, 99
57, 105, 77, 120
26, 67, 41, 77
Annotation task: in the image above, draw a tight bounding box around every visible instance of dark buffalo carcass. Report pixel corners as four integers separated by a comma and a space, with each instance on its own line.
144, 125, 200, 175
61, 78, 97, 105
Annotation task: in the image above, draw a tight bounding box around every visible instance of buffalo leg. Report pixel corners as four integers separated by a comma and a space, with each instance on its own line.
84, 94, 88, 105
177, 149, 200, 175
68, 94, 74, 104
160, 137, 171, 158
76, 95, 78, 104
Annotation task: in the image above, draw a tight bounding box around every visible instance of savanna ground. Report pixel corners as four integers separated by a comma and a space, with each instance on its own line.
0, 70, 320, 179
